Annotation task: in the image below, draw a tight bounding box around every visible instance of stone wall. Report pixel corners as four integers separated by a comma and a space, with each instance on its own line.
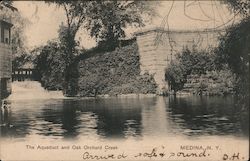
180, 71, 235, 96
135, 28, 224, 93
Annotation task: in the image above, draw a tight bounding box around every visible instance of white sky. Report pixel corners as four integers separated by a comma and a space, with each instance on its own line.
13, 1, 237, 50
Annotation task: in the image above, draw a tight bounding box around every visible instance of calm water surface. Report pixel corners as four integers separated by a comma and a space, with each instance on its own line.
1, 96, 249, 140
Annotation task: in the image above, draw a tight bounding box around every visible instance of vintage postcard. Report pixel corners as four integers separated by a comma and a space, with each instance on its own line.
0, 0, 249, 161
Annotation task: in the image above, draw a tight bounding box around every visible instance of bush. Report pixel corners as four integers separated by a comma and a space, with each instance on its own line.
165, 46, 236, 95
165, 47, 216, 92
109, 73, 157, 96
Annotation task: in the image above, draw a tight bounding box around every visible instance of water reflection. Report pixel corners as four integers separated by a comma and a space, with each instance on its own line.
168, 96, 249, 137
75, 99, 143, 139
0, 96, 248, 140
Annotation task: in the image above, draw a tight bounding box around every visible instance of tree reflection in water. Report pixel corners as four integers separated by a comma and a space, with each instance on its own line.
167, 96, 249, 137
0, 96, 248, 140
75, 98, 143, 139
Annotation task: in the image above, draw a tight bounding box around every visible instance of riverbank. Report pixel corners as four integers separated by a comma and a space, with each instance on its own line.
5, 81, 158, 101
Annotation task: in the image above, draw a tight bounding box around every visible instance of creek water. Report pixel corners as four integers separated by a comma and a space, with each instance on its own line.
0, 81, 249, 141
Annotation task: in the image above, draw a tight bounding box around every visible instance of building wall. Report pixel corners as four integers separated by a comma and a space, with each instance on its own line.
135, 28, 224, 93
0, 43, 12, 99
0, 43, 12, 78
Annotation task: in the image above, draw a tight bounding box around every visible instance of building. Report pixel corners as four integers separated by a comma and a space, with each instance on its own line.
0, 5, 14, 99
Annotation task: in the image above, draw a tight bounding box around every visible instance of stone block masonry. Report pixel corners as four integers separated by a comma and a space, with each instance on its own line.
135, 28, 224, 94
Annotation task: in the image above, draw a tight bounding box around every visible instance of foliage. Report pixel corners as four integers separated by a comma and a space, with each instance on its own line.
165, 61, 186, 92
46, 1, 158, 48
206, 70, 236, 95
165, 47, 217, 92
215, 17, 249, 109
216, 18, 249, 78
84, 1, 159, 48
165, 46, 236, 95
78, 42, 157, 97
109, 73, 157, 96
0, 3, 30, 69
44, 1, 91, 95
0, 1, 13, 6
33, 41, 156, 97
43, 1, 158, 96
223, 0, 250, 17
179, 47, 217, 75
188, 70, 236, 96
33, 41, 66, 91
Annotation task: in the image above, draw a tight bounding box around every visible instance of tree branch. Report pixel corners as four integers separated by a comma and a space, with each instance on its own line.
63, 3, 71, 29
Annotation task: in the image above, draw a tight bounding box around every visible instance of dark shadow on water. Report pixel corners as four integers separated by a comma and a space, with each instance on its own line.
167, 95, 249, 137
74, 98, 143, 139
33, 98, 143, 140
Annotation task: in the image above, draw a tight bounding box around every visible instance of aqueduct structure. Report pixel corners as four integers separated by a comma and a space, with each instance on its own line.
135, 27, 224, 93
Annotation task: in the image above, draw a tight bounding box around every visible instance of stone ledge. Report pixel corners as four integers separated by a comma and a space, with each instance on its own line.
134, 27, 226, 36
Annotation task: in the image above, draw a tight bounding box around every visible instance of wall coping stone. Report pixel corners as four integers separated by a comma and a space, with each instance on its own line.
134, 27, 226, 36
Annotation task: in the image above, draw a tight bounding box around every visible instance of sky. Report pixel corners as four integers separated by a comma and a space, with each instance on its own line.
13, 1, 237, 50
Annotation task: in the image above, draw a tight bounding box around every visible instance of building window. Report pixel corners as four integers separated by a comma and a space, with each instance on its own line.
0, 20, 12, 44
5, 38, 9, 44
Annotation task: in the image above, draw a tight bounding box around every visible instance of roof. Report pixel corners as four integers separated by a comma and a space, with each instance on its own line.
0, 19, 13, 28
20, 62, 34, 69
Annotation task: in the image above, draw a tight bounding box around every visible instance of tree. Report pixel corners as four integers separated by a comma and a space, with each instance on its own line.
45, 1, 92, 95
45, 0, 158, 96
84, 1, 158, 48
47, 1, 158, 49
217, 0, 249, 110
223, 0, 250, 17
216, 17, 249, 109
0, 0, 13, 6
165, 61, 186, 93
34, 41, 66, 90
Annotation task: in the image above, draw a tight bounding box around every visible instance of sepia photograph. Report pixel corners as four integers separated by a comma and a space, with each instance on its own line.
0, 0, 249, 160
